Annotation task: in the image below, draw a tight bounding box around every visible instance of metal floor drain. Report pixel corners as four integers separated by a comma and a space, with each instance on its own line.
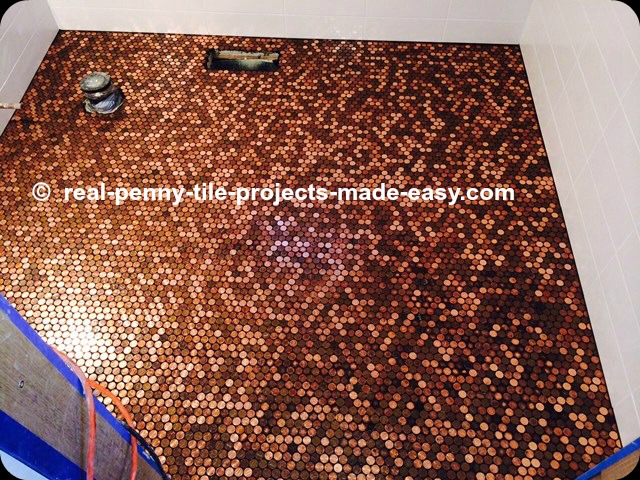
205, 49, 280, 72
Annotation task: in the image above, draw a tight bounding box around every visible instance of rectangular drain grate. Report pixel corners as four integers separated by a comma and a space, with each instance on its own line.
205, 49, 280, 72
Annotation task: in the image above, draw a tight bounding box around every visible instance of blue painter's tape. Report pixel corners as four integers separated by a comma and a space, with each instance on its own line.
576, 438, 640, 480
0, 410, 84, 480
0, 294, 161, 475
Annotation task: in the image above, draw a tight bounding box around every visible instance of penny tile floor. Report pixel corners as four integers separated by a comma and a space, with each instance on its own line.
0, 32, 620, 479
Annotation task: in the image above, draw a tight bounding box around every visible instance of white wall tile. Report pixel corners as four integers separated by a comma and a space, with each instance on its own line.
0, 0, 58, 134
114, 0, 205, 11
604, 107, 640, 189
553, 92, 587, 177
56, 8, 282, 35
285, 15, 363, 40
600, 259, 640, 353
532, 33, 565, 107
0, 0, 58, 136
0, 2, 24, 39
46, 6, 78, 30
207, 13, 285, 38
46, 0, 85, 7
541, 116, 572, 191
0, 21, 58, 100
522, 0, 640, 444
619, 173, 640, 225
80, 0, 133, 9
75, 0, 203, 9
587, 138, 636, 245
574, 168, 616, 270
634, 385, 640, 429
519, 0, 542, 47
201, 0, 284, 15
620, 337, 640, 398
525, 51, 557, 138
613, 395, 640, 446
285, 0, 366, 17
365, 0, 451, 19
140, 9, 211, 35
557, 0, 592, 58
45, 0, 532, 43
0, 0, 51, 83
57, 8, 140, 33
613, 1, 640, 67
599, 187, 636, 251
543, 0, 576, 85
586, 0, 639, 99
364, 17, 445, 42
583, 280, 617, 359
617, 77, 640, 222
576, 275, 598, 319
448, 0, 532, 23
579, 44, 618, 128
443, 20, 523, 44
605, 112, 640, 225
621, 72, 640, 155
601, 355, 631, 410
565, 66, 602, 156
618, 233, 640, 322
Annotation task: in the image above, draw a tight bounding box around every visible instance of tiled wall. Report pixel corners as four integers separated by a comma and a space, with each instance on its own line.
0, 0, 58, 134
46, 0, 532, 44
521, 0, 640, 445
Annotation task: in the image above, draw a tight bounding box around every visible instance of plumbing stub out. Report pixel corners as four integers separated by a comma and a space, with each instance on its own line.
80, 72, 125, 114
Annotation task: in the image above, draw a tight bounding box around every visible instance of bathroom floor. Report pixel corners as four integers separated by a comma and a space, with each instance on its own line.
0, 31, 620, 479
